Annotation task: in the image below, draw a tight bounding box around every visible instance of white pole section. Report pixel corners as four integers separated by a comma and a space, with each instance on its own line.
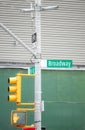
34, 0, 42, 130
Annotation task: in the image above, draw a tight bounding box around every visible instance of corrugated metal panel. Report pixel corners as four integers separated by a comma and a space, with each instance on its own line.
0, 0, 85, 65
41, 0, 85, 65
0, 0, 34, 64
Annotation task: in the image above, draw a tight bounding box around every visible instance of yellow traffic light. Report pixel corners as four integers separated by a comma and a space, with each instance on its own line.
8, 74, 21, 103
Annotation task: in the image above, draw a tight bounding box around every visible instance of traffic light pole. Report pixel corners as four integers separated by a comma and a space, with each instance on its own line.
34, 1, 41, 130
22, 1, 42, 129
34, 2, 58, 129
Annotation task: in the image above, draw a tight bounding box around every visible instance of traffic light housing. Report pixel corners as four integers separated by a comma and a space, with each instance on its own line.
11, 110, 27, 127
8, 74, 21, 103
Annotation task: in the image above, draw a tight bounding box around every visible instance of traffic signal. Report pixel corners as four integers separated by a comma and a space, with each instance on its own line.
8, 74, 21, 103
11, 110, 27, 127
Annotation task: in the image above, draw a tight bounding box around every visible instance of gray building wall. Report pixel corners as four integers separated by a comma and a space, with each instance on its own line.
0, 0, 85, 66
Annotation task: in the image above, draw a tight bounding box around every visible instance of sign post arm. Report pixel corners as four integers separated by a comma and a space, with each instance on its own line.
0, 23, 36, 56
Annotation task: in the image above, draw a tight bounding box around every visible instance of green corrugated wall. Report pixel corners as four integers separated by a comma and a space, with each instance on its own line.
42, 70, 85, 130
0, 68, 85, 130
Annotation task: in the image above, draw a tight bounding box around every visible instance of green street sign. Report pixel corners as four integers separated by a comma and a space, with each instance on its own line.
30, 66, 35, 74
47, 60, 72, 68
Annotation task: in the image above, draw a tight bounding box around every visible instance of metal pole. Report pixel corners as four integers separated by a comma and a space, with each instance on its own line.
34, 0, 41, 130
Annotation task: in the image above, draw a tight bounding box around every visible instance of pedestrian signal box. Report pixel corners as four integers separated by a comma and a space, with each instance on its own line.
11, 110, 27, 127
8, 74, 21, 103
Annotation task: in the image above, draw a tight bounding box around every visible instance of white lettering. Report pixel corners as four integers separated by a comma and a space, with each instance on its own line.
47, 60, 72, 68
